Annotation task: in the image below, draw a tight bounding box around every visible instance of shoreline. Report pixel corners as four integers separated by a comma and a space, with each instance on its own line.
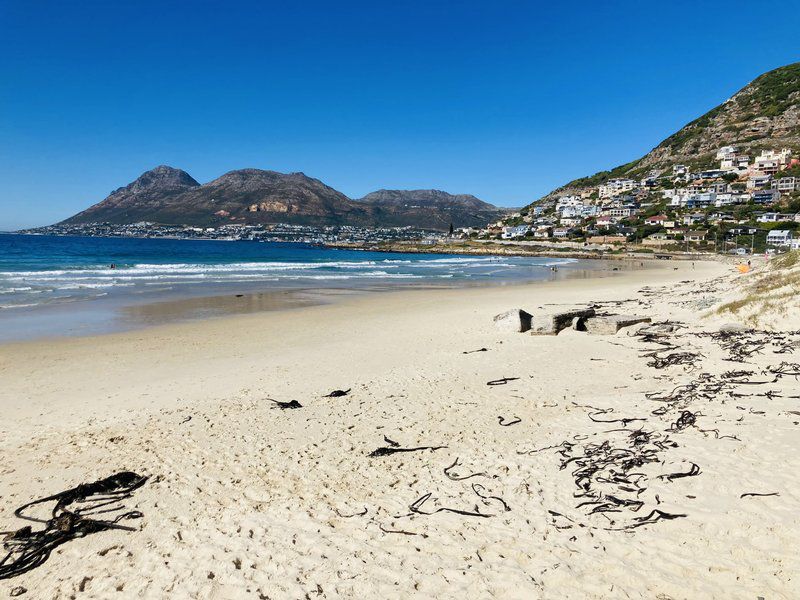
324, 239, 721, 261
0, 255, 647, 344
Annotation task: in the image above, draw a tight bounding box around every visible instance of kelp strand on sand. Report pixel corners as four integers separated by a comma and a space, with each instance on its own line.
486, 377, 520, 386
0, 472, 147, 580
269, 398, 302, 409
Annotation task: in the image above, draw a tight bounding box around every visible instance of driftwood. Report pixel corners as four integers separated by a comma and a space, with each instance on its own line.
0, 472, 147, 579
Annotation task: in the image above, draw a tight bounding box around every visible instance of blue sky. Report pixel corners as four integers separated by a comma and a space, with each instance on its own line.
1, 1, 799, 230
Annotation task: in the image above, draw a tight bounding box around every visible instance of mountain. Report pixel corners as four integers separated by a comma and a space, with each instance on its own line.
532, 62, 800, 204
61, 168, 505, 229
64, 166, 201, 224
359, 189, 504, 229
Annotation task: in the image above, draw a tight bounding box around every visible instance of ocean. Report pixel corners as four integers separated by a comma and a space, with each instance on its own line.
0, 233, 607, 340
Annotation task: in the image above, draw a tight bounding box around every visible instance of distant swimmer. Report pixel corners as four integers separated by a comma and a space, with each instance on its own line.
110, 263, 116, 269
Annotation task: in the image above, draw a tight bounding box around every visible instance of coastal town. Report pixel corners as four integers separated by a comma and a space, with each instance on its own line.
20, 221, 445, 245
19, 145, 800, 257
483, 146, 800, 255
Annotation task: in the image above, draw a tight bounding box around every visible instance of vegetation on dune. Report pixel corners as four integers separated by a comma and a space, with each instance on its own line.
716, 250, 800, 325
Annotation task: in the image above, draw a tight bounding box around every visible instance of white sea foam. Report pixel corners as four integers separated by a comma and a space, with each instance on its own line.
0, 254, 580, 309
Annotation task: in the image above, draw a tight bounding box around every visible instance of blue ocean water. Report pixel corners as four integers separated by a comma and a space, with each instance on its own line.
0, 233, 581, 310
0, 233, 613, 341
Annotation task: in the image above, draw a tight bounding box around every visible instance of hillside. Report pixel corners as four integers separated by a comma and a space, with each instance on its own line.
61, 168, 506, 230
534, 62, 800, 204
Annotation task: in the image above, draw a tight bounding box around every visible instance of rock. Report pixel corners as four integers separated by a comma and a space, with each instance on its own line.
585, 315, 651, 335
530, 307, 595, 335
637, 322, 678, 335
10, 587, 27, 597
493, 309, 533, 333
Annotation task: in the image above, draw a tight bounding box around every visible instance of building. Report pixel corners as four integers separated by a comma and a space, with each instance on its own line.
766, 229, 793, 247
501, 225, 530, 239
716, 145, 738, 160
748, 175, 773, 190
686, 230, 708, 242
685, 193, 716, 208
683, 213, 706, 226
644, 215, 668, 226
757, 213, 781, 223
559, 217, 582, 227
755, 149, 793, 175
553, 227, 573, 238
609, 206, 636, 218
773, 177, 798, 192
598, 179, 636, 199
595, 216, 617, 228
752, 189, 781, 205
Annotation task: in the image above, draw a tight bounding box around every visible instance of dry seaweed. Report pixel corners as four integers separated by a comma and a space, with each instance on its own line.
323, 389, 351, 398
443, 458, 488, 481
486, 377, 520, 386
269, 399, 302, 409
1, 472, 147, 579
368, 444, 446, 458
498, 416, 522, 426
409, 493, 492, 518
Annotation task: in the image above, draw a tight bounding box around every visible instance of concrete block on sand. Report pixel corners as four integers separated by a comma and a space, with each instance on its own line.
493, 309, 532, 333
530, 307, 595, 335
585, 314, 651, 335
718, 322, 748, 333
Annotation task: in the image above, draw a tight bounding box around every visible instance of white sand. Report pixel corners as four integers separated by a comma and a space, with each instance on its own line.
1, 260, 798, 599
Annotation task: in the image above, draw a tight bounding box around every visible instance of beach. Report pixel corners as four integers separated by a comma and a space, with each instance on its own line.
1, 258, 799, 599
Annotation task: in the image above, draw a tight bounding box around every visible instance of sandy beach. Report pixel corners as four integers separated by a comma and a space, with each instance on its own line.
1, 258, 799, 599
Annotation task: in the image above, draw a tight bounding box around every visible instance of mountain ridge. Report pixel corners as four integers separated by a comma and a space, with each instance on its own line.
61, 168, 506, 230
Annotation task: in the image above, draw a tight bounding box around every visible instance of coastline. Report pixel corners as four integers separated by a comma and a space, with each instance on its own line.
324, 239, 719, 261
0, 238, 646, 343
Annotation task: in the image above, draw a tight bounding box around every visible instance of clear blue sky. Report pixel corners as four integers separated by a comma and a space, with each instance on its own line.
1, 0, 799, 230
